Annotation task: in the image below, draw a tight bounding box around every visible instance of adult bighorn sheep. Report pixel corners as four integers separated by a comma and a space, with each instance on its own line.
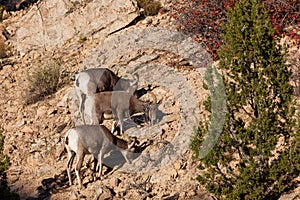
75, 68, 138, 124
94, 90, 159, 134
65, 125, 136, 188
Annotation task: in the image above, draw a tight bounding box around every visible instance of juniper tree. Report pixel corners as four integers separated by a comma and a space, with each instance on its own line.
0, 130, 19, 199
191, 0, 300, 199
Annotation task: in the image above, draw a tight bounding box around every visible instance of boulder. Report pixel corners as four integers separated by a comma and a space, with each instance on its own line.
6, 0, 139, 55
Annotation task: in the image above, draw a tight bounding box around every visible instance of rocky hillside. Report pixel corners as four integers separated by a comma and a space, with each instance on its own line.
0, 0, 299, 199
0, 0, 211, 199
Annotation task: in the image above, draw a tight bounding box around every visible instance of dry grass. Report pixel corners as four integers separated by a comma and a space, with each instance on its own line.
25, 59, 66, 104
0, 39, 7, 59
137, 0, 161, 16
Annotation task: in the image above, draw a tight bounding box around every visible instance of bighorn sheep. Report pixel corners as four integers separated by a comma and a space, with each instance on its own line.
94, 91, 159, 134
65, 125, 136, 188
75, 68, 138, 124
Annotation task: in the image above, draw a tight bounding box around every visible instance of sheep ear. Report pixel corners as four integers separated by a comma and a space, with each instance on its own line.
133, 73, 139, 81
130, 73, 139, 86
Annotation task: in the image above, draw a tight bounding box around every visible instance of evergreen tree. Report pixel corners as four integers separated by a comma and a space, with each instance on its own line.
0, 130, 19, 200
191, 0, 300, 199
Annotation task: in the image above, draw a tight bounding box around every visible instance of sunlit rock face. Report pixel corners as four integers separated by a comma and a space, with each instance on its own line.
6, 0, 139, 55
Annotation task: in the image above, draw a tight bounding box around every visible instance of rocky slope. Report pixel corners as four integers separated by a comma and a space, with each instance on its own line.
0, 0, 213, 199
0, 0, 299, 200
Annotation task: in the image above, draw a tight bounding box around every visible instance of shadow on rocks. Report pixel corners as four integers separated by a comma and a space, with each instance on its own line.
26, 170, 70, 200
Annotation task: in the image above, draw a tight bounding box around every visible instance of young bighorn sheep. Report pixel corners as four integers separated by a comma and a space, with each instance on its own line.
65, 125, 136, 188
75, 68, 138, 124
94, 91, 158, 134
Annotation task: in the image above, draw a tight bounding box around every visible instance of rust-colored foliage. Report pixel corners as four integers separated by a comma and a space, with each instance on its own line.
169, 0, 299, 60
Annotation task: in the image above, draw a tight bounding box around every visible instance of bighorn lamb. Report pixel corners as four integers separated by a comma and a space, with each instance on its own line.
65, 125, 136, 188
75, 68, 138, 124
94, 91, 158, 134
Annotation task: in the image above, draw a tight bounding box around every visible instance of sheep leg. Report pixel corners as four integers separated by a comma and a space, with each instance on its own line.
75, 82, 86, 124
80, 93, 86, 124
117, 111, 125, 135
115, 111, 124, 135
85, 155, 94, 167
97, 151, 103, 180
66, 150, 75, 186
111, 120, 117, 133
85, 95, 98, 125
76, 74, 97, 125
92, 157, 98, 182
75, 153, 85, 188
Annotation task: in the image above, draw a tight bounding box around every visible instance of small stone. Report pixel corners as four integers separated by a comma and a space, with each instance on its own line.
164, 114, 179, 123
187, 190, 197, 197
21, 125, 33, 133
69, 192, 78, 200
36, 106, 47, 119
48, 108, 58, 115
142, 17, 153, 25
92, 186, 103, 200
179, 191, 187, 198
115, 188, 126, 197
6, 105, 18, 113
109, 177, 120, 187
152, 18, 160, 25
7, 144, 16, 153
174, 161, 181, 170
150, 173, 172, 184
15, 120, 26, 127
9, 174, 19, 183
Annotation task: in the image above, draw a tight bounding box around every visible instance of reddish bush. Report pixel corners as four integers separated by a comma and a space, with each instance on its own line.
169, 0, 299, 60
265, 0, 299, 38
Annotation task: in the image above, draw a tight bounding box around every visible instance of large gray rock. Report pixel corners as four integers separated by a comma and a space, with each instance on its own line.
7, 0, 139, 54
